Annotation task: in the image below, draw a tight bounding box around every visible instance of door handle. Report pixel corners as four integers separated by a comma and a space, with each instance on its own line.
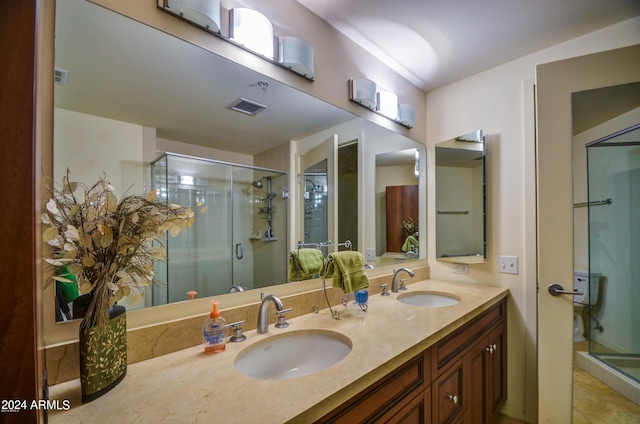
548, 283, 584, 297
236, 243, 243, 260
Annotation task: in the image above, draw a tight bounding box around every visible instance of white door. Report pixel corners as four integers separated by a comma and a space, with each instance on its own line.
536, 45, 640, 422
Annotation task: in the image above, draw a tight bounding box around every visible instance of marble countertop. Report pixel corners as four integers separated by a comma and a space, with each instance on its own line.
49, 279, 508, 423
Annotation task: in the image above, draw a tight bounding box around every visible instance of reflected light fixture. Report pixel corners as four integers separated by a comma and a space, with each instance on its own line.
229, 8, 275, 60
280, 36, 315, 79
414, 149, 420, 176
398, 103, 415, 128
376, 91, 398, 120
349, 78, 377, 109
180, 175, 195, 185
162, 0, 221, 32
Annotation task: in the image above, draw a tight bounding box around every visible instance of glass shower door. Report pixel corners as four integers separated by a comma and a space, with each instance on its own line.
587, 123, 640, 383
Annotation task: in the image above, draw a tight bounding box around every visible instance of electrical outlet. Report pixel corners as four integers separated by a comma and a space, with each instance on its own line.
366, 248, 376, 261
498, 255, 518, 274
453, 263, 469, 274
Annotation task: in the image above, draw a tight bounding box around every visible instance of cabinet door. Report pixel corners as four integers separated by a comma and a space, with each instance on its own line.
486, 324, 507, 424
379, 386, 431, 424
432, 358, 465, 424
467, 336, 488, 424
385, 185, 418, 252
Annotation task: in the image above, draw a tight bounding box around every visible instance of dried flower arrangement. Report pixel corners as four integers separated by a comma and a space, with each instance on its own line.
401, 217, 419, 239
42, 170, 205, 332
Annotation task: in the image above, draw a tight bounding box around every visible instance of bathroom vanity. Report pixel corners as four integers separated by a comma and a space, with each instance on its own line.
317, 297, 506, 423
48, 279, 508, 423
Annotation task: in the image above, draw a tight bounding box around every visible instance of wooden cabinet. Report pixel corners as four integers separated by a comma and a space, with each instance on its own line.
385, 185, 418, 252
433, 299, 507, 424
317, 349, 431, 424
317, 299, 506, 424
432, 357, 466, 424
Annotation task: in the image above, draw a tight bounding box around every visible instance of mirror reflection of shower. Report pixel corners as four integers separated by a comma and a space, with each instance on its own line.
150, 153, 288, 305
303, 159, 328, 244
252, 175, 278, 240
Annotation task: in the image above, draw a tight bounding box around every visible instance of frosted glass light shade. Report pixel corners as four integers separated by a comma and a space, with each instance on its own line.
349, 79, 377, 109
376, 91, 398, 120
398, 103, 415, 128
229, 8, 275, 60
280, 36, 314, 79
166, 0, 221, 32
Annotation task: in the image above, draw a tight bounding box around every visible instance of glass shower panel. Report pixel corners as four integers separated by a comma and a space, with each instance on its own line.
151, 153, 287, 304
152, 154, 232, 304
247, 170, 288, 288
587, 124, 640, 383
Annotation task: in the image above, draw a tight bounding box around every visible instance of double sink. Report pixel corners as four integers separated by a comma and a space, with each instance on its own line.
234, 291, 460, 380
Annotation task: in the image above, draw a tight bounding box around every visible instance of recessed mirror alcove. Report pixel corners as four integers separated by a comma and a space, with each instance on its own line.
49, 0, 426, 331
435, 130, 487, 264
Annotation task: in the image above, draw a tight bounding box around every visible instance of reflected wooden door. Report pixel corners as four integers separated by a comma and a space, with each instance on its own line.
385, 185, 418, 252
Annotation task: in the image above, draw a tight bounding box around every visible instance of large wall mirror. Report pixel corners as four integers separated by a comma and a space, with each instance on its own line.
435, 130, 487, 264
50, 0, 426, 326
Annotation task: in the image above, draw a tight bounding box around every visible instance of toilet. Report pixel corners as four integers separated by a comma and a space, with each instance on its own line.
573, 271, 601, 342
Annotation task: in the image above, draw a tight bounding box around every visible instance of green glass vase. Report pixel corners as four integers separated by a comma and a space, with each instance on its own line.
75, 294, 127, 403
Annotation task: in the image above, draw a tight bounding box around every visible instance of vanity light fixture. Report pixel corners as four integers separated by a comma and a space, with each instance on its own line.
180, 175, 195, 185
398, 104, 416, 129
279, 36, 315, 80
159, 0, 221, 33
414, 148, 420, 176
229, 8, 275, 60
348, 79, 414, 129
349, 78, 377, 109
158, 2, 314, 81
376, 91, 398, 120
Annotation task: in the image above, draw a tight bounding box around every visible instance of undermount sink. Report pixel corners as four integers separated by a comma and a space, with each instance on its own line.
397, 291, 461, 307
234, 330, 352, 380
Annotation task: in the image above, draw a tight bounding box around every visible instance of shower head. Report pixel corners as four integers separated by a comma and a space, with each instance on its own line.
252, 176, 271, 189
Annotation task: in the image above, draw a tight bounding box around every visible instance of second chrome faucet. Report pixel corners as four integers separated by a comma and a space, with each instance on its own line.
257, 293, 292, 334
392, 267, 414, 292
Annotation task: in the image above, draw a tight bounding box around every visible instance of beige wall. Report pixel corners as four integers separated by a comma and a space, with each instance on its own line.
426, 17, 640, 422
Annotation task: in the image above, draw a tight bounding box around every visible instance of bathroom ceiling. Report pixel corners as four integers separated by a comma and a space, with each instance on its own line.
296, 0, 640, 91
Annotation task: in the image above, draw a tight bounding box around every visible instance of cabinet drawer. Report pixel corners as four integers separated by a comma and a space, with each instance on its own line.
318, 349, 429, 424
432, 299, 505, 377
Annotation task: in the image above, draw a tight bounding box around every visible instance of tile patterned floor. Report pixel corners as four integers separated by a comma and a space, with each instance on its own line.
494, 342, 640, 423
573, 341, 640, 424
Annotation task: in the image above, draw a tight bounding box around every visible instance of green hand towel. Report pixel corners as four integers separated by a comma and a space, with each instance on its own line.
289, 248, 324, 280
401, 235, 419, 252
326, 251, 370, 293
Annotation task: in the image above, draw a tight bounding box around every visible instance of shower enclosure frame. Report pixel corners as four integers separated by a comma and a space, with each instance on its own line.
150, 152, 288, 305
585, 122, 640, 385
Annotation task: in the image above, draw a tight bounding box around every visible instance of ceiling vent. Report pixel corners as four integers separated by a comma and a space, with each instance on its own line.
54, 68, 69, 85
228, 97, 267, 116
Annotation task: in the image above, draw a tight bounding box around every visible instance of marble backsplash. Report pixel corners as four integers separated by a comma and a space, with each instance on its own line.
46, 265, 429, 385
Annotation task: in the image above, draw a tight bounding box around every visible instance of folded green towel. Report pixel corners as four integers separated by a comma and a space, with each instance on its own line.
402, 235, 419, 252
289, 248, 324, 281
325, 251, 369, 293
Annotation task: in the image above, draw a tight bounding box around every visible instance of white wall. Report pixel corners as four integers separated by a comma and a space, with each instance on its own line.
53, 108, 145, 311
54, 108, 144, 195
425, 18, 640, 422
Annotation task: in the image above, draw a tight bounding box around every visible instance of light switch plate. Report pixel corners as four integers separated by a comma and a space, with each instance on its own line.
366, 248, 376, 261
453, 263, 469, 274
498, 255, 518, 274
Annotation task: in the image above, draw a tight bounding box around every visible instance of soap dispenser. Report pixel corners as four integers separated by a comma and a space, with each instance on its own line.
203, 300, 226, 354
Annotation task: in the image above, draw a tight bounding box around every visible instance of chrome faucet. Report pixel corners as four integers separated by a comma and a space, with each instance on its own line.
257, 293, 285, 334
392, 268, 414, 292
